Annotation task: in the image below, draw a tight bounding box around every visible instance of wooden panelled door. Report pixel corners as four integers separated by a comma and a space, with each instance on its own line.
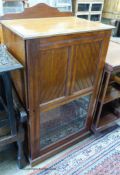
26, 31, 110, 160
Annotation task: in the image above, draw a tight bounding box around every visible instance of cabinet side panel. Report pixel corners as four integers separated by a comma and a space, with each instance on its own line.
2, 26, 27, 106
88, 31, 112, 128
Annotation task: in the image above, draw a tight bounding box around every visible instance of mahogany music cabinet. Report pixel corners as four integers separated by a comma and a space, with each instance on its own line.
1, 4, 113, 165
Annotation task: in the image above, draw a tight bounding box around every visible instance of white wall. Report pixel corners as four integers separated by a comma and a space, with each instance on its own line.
28, 0, 55, 7
0, 0, 56, 16
0, 0, 3, 15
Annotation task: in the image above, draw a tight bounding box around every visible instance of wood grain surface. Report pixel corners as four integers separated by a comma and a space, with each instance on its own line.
106, 41, 120, 67
1, 3, 112, 165
1, 17, 113, 39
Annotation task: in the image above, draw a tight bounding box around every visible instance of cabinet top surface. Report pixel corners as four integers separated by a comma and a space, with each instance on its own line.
1, 17, 113, 39
106, 40, 120, 68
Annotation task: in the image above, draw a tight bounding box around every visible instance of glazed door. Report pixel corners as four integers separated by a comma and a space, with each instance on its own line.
26, 31, 110, 159
38, 40, 102, 150
40, 94, 91, 149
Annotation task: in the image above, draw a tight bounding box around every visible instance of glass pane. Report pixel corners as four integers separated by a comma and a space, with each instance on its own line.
58, 6, 71, 12
91, 15, 100, 21
77, 15, 88, 20
91, 4, 102, 11
40, 95, 91, 149
3, 2, 24, 14
78, 4, 90, 12
55, 0, 72, 11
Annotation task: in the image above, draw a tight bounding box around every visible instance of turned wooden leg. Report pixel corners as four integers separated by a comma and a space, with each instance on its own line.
12, 88, 28, 168
17, 140, 27, 169
17, 122, 27, 169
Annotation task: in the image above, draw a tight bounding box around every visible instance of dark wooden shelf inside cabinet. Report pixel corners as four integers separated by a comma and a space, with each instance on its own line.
94, 112, 119, 132
98, 113, 118, 128
99, 85, 120, 104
